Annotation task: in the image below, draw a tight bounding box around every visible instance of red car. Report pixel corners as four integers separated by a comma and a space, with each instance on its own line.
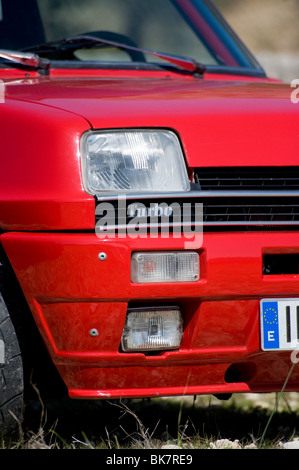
1, 0, 299, 437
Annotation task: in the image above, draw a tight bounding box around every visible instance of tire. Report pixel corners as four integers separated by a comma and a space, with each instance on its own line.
0, 248, 68, 439
0, 279, 24, 439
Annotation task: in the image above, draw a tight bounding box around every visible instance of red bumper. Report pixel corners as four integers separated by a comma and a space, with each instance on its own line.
2, 231, 299, 398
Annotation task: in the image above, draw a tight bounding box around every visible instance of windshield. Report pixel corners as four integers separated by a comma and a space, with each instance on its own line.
0, 0, 261, 71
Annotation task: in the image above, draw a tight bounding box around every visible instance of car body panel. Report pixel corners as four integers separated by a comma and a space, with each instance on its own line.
0, 73, 298, 232
2, 230, 299, 396
0, 87, 95, 230
1, 0, 299, 401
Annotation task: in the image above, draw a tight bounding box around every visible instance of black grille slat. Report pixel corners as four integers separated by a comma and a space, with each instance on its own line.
194, 167, 299, 191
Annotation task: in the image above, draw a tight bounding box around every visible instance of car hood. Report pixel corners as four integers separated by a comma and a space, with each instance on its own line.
4, 74, 299, 167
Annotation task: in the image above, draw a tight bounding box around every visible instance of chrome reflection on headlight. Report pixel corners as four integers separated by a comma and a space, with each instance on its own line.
81, 129, 190, 194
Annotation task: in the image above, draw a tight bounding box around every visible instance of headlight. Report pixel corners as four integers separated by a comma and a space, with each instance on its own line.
81, 129, 190, 194
121, 307, 183, 352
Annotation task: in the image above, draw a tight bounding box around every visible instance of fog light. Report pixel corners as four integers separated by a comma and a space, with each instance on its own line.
131, 251, 199, 283
121, 307, 183, 352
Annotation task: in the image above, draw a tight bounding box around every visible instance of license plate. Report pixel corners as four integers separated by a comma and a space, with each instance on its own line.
260, 299, 299, 351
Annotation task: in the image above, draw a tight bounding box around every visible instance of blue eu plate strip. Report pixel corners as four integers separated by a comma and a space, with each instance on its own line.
261, 301, 279, 349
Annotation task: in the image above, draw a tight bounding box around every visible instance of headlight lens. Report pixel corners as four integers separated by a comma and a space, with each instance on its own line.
81, 130, 190, 194
121, 307, 183, 352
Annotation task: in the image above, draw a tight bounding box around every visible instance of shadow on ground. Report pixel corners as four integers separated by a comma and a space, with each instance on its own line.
21, 391, 299, 448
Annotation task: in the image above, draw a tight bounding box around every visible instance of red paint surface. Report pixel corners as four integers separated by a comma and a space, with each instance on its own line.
0, 50, 299, 398
2, 229, 299, 396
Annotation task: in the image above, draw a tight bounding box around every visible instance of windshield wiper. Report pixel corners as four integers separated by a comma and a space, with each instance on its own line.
0, 49, 50, 71
24, 35, 206, 75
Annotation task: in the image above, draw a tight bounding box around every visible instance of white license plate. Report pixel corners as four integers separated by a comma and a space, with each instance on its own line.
260, 299, 299, 351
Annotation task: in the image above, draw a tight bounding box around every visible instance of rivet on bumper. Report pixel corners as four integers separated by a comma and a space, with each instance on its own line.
89, 328, 99, 337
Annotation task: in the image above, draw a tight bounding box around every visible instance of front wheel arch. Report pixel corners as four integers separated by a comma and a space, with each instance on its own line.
0, 243, 68, 438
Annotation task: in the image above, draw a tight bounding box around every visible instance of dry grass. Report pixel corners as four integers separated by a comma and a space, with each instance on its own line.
2, 388, 299, 449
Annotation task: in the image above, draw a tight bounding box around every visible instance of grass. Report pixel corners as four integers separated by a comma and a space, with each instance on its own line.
257, 362, 297, 448
2, 387, 299, 449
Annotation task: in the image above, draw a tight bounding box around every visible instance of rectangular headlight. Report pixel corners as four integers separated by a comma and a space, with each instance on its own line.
121, 307, 183, 352
81, 129, 190, 194
131, 251, 199, 283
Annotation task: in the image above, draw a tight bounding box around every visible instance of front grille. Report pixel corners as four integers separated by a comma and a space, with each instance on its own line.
95, 167, 299, 232
194, 166, 299, 191
201, 195, 299, 225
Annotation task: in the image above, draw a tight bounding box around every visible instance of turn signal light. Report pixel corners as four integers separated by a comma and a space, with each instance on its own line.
131, 251, 199, 283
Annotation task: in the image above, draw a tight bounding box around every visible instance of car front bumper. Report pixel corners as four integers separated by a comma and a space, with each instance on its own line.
2, 230, 299, 398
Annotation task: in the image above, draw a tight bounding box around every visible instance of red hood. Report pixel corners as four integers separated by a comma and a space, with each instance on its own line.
5, 73, 299, 168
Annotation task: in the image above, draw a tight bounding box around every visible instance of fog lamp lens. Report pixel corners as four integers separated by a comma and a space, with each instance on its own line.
131, 251, 199, 283
121, 307, 183, 352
